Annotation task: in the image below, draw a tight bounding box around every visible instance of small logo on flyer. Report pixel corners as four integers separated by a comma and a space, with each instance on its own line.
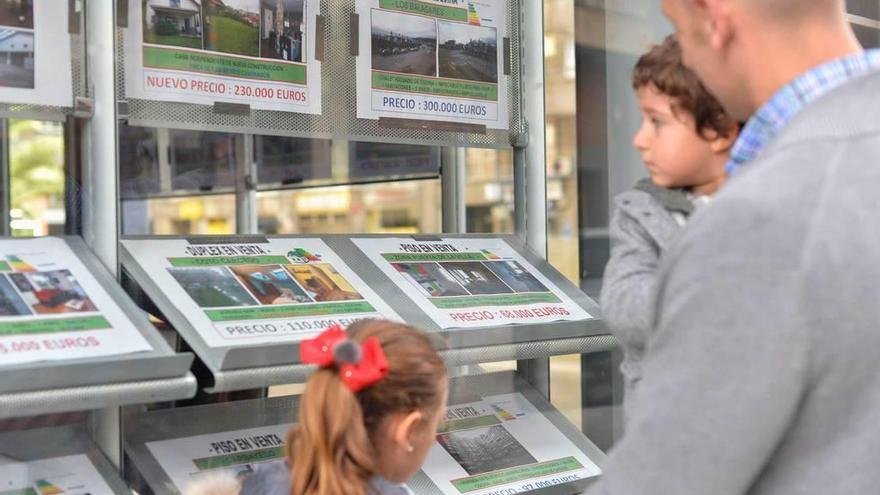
287, 248, 322, 264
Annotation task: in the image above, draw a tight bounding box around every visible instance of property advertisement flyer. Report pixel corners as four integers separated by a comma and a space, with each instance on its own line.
146, 424, 291, 491
356, 0, 509, 129
0, 0, 73, 107
124, 0, 322, 114
352, 238, 592, 329
122, 238, 401, 347
0, 237, 151, 366
421, 393, 601, 495
0, 454, 115, 495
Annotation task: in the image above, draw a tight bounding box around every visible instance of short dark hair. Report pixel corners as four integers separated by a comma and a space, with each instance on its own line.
633, 35, 737, 139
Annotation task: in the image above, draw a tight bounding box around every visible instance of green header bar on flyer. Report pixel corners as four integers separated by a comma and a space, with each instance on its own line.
437, 414, 500, 434
430, 293, 561, 309
168, 255, 289, 267
382, 252, 486, 262
0, 316, 110, 336
0, 261, 10, 271
193, 446, 284, 471
452, 457, 584, 493
372, 71, 498, 101
379, 0, 468, 21
143, 46, 307, 84
205, 301, 376, 322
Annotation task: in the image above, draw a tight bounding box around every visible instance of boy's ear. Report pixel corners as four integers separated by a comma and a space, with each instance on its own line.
709, 125, 739, 154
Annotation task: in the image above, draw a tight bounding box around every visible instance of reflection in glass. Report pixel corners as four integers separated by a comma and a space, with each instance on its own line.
256, 136, 332, 186
257, 180, 441, 235
9, 120, 65, 236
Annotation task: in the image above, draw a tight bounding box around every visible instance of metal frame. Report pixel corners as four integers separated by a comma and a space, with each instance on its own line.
123, 371, 604, 495
515, 0, 552, 398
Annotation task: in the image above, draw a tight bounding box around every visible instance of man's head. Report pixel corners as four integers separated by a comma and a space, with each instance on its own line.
662, 0, 860, 121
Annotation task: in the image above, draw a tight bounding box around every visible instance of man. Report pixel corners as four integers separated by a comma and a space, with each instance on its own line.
587, 1, 880, 494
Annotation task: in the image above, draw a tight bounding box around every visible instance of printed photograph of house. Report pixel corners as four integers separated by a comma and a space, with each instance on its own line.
143, 0, 204, 49
0, 27, 33, 88
204, 0, 260, 57
259, 0, 304, 63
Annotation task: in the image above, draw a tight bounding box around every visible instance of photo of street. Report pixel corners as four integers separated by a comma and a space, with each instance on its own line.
437, 425, 537, 476
484, 261, 549, 293
371, 9, 437, 77
438, 21, 497, 83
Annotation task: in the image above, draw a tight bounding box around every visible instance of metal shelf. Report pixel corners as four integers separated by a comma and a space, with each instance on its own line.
204, 334, 616, 393
0, 373, 197, 420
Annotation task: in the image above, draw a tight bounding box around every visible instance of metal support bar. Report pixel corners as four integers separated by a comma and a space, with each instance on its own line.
441, 147, 466, 233
84, 0, 122, 469
514, 0, 550, 399
0, 119, 9, 237
236, 134, 258, 234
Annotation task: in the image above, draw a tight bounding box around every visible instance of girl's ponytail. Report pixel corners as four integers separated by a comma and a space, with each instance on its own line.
287, 368, 376, 495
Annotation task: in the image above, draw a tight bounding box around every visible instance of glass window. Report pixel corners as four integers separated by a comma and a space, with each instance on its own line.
119, 124, 240, 235
257, 180, 441, 235
9, 119, 65, 237
464, 148, 514, 234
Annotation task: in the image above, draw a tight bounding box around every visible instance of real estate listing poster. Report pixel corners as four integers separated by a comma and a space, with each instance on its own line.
124, 0, 322, 113
0, 454, 115, 495
421, 393, 601, 495
146, 424, 291, 491
0, 237, 151, 366
122, 238, 401, 347
352, 237, 592, 329
0, 0, 73, 107
356, 0, 509, 129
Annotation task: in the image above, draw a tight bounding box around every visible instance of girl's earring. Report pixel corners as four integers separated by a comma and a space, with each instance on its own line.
407, 445, 414, 453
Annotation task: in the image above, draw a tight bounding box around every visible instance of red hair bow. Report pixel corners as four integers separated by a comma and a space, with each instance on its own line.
299, 325, 389, 392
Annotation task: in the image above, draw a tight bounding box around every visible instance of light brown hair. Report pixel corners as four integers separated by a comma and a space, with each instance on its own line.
633, 34, 738, 139
287, 320, 446, 495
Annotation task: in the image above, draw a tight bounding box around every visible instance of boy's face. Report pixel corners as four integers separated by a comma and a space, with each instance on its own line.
633, 83, 728, 190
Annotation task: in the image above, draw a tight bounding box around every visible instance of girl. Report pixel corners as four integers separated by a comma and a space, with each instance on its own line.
187, 319, 448, 495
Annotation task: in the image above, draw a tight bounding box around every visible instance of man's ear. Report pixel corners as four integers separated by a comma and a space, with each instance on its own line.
698, 0, 735, 51
391, 411, 424, 450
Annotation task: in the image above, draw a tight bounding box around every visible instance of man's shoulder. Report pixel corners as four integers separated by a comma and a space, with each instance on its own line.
771, 67, 880, 151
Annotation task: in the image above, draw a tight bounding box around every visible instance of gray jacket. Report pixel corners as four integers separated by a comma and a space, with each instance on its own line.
601, 179, 693, 415
587, 69, 880, 494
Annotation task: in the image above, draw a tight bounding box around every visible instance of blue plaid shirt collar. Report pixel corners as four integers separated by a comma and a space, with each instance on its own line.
727, 49, 880, 174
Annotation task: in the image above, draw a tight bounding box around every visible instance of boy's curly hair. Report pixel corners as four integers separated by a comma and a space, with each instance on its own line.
633, 35, 738, 139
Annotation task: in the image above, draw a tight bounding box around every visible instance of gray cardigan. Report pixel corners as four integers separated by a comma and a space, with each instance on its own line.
601, 178, 693, 418
587, 69, 880, 495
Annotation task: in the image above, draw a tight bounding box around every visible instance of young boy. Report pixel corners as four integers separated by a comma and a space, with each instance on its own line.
601, 35, 739, 421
